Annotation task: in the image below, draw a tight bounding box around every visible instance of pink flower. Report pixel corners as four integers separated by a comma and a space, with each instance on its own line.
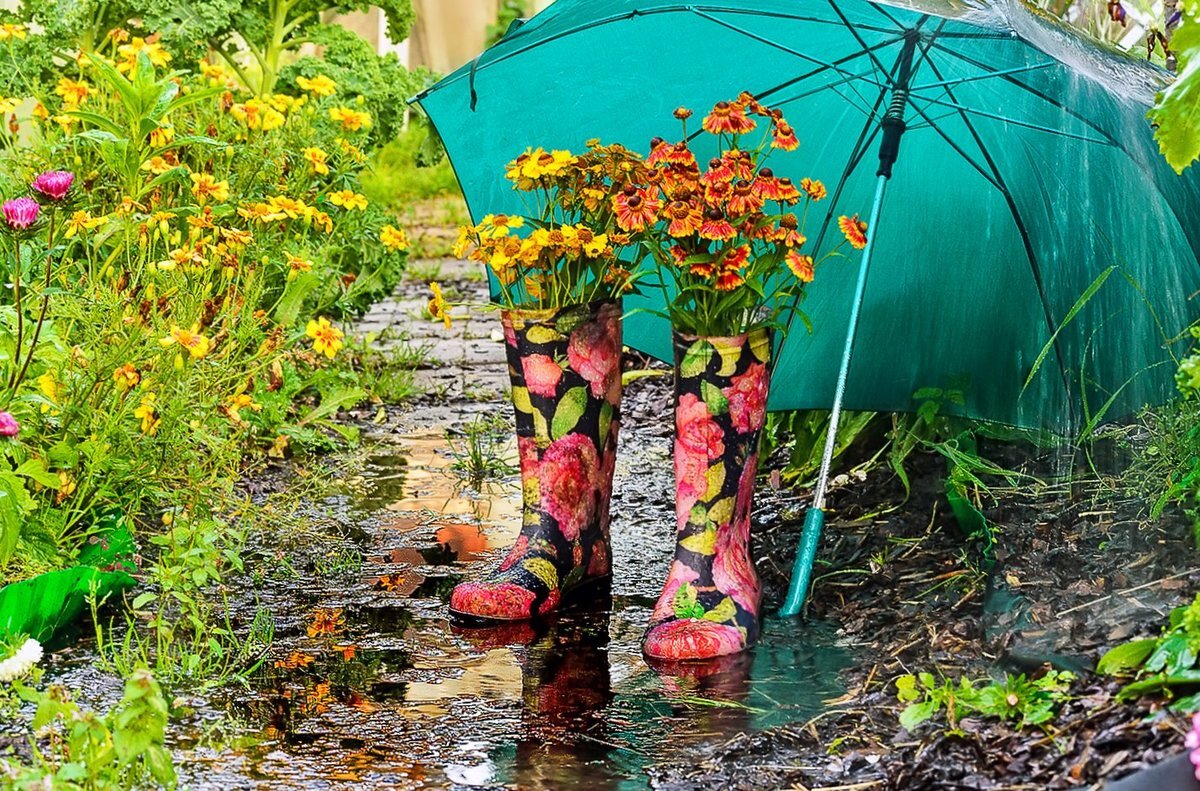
644, 619, 745, 660
567, 310, 621, 401
676, 393, 724, 459
712, 522, 760, 614
724, 362, 769, 434
0, 411, 18, 437
674, 437, 710, 526
3, 198, 39, 230
1188, 713, 1200, 780
521, 354, 562, 398
498, 535, 529, 571
503, 318, 518, 347
651, 563, 699, 621
31, 171, 74, 201
516, 436, 539, 479
538, 433, 599, 541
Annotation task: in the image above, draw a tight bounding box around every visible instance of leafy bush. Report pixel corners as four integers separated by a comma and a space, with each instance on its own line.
1099, 590, 1200, 709
0, 48, 411, 584
896, 669, 1075, 731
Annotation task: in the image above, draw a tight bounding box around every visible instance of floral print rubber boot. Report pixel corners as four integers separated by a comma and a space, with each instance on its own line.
450, 300, 622, 622
644, 328, 771, 661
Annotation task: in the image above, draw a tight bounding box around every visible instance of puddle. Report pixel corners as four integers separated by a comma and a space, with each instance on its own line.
165, 424, 855, 789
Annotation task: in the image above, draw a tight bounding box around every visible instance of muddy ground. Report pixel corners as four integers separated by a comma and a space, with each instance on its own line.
4, 256, 1197, 790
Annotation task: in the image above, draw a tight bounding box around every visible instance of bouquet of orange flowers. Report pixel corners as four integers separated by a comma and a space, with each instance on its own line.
454, 141, 652, 309
628, 92, 867, 337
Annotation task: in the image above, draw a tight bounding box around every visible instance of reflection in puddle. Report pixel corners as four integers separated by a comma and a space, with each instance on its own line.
177, 430, 854, 789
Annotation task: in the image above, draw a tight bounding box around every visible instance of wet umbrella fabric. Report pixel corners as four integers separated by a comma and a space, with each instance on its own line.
416, 0, 1200, 608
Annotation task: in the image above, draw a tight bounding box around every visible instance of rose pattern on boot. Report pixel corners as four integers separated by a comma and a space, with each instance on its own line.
450, 300, 622, 621
644, 328, 771, 660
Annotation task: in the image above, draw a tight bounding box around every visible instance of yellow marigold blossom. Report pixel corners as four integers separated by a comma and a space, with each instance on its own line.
582, 231, 609, 258
303, 146, 329, 175
505, 147, 577, 188
0, 23, 27, 40
133, 392, 160, 435
297, 74, 337, 97
56, 471, 77, 500
31, 102, 47, 121
112, 363, 140, 390
337, 137, 365, 163
37, 372, 58, 409
219, 227, 253, 248
306, 317, 344, 359
380, 224, 408, 252
141, 156, 175, 175
158, 245, 205, 271
286, 253, 313, 280
328, 190, 367, 211
308, 208, 333, 233
231, 98, 285, 131
268, 93, 305, 114
55, 78, 91, 108
149, 124, 174, 147
268, 195, 308, 218
190, 173, 230, 205
478, 213, 524, 240
160, 324, 211, 358
64, 210, 107, 238
238, 202, 283, 223
328, 106, 371, 132
0, 96, 17, 114
198, 61, 230, 86
226, 392, 262, 422
52, 115, 76, 132
452, 227, 472, 258
116, 38, 171, 73
427, 282, 451, 329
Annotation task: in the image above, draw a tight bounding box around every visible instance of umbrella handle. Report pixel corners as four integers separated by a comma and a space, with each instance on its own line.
780, 172, 890, 617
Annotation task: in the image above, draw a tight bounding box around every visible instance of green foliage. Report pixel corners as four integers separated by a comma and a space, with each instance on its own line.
4, 667, 176, 789
446, 414, 518, 490
895, 669, 1075, 731
487, 0, 531, 46
1099, 591, 1200, 709
761, 409, 879, 484
1150, 1, 1200, 172
361, 120, 464, 208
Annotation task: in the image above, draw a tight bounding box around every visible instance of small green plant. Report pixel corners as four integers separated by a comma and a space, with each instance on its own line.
446, 414, 518, 490
895, 669, 1075, 731
1098, 590, 1200, 709
4, 667, 176, 789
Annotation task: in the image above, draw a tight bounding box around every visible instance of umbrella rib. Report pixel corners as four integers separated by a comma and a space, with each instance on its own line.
921, 59, 1078, 419
927, 42, 1123, 149
750, 36, 905, 104
913, 61, 1057, 92
906, 94, 1112, 145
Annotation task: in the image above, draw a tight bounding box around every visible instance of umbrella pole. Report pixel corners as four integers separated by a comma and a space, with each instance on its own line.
779, 173, 890, 617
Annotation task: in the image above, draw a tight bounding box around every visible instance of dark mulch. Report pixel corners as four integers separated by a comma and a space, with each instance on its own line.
647, 419, 1199, 789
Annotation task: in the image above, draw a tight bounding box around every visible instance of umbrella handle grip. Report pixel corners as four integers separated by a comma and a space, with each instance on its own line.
779, 507, 825, 617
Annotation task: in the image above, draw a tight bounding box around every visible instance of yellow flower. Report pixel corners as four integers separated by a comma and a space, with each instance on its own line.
116, 38, 171, 73
0, 23, 27, 41
452, 227, 472, 259
112, 363, 140, 391
226, 392, 262, 422
328, 106, 371, 132
55, 78, 91, 108
198, 61, 230, 86
308, 209, 333, 234
297, 74, 337, 97
64, 210, 107, 238
380, 224, 409, 252
55, 471, 76, 504
31, 102, 47, 121
306, 317, 344, 359
141, 156, 175, 175
51, 114, 76, 132
231, 98, 285, 131
268, 93, 305, 114
37, 372, 58, 413
0, 96, 17, 114
427, 282, 451, 329
303, 146, 329, 175
286, 253, 313, 280
190, 173, 230, 205
328, 190, 367, 211
267, 195, 308, 218
337, 137, 365, 163
159, 325, 211, 359
133, 392, 160, 435
149, 124, 174, 147
582, 232, 609, 258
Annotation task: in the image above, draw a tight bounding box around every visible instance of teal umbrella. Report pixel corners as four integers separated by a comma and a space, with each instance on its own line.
415, 0, 1200, 612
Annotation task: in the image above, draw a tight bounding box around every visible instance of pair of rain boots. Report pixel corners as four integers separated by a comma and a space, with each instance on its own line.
449, 301, 770, 662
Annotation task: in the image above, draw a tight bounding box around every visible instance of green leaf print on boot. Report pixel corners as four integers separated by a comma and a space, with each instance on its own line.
450, 300, 622, 622
645, 328, 771, 660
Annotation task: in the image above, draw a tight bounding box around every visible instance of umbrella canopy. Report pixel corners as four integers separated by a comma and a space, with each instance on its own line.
416, 0, 1200, 434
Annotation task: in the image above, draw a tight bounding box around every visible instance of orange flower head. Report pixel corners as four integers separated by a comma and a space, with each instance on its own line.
787, 251, 815, 283
714, 245, 750, 291
771, 121, 800, 151
771, 212, 807, 247
700, 157, 734, 189
702, 100, 757, 135
734, 90, 768, 116
725, 149, 755, 181
774, 177, 802, 205
306, 607, 345, 638
840, 214, 869, 249
726, 179, 765, 216
800, 177, 827, 201
704, 179, 733, 207
673, 106, 693, 120
753, 167, 785, 202
612, 186, 661, 232
665, 200, 703, 238
698, 208, 736, 242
